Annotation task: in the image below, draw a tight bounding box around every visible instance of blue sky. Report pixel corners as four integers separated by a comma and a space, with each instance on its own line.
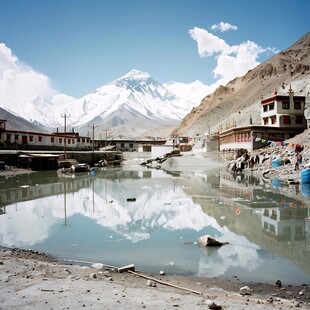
0, 0, 309, 98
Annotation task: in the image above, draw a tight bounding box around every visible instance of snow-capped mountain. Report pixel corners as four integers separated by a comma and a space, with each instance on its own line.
0, 69, 212, 138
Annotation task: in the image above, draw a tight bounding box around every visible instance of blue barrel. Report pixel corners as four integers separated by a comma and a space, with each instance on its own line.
301, 168, 310, 184
271, 158, 284, 168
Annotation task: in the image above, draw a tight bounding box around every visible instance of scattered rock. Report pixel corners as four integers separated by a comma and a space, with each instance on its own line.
126, 198, 136, 202
197, 235, 228, 247
240, 286, 252, 295
146, 280, 157, 287
91, 263, 104, 269
205, 299, 223, 309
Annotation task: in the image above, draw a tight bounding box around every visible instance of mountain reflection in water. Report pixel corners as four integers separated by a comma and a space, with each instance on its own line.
0, 166, 309, 284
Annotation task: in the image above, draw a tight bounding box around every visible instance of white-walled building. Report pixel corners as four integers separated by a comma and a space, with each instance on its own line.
261, 87, 307, 128
219, 87, 307, 152
0, 120, 92, 150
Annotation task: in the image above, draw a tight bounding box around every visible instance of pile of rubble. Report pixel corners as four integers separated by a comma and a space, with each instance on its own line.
225, 145, 309, 184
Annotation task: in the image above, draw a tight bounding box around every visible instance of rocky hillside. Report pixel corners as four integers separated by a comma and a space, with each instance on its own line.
173, 32, 310, 137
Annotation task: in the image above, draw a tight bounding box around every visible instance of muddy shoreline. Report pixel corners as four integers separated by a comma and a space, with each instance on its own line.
1, 246, 309, 309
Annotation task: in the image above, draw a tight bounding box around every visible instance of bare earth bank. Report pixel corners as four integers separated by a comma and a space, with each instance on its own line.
1, 248, 309, 310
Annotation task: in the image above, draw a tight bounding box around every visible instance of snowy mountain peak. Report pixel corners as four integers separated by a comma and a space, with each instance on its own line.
1, 67, 212, 138
119, 69, 151, 81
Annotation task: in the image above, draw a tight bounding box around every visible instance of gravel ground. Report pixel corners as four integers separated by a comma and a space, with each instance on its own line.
1, 247, 309, 310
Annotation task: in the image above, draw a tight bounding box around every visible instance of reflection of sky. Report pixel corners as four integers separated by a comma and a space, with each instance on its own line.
197, 239, 262, 278
0, 167, 309, 284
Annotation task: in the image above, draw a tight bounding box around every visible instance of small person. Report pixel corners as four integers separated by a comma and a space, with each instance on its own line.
255, 154, 260, 165
295, 153, 300, 171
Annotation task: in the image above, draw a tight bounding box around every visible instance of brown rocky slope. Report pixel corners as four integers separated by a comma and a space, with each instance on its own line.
173, 32, 310, 137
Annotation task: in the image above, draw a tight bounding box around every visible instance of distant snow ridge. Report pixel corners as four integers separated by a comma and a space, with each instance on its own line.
69, 69, 211, 133
1, 69, 212, 136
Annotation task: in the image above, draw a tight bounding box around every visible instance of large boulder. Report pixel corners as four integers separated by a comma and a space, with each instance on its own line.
197, 235, 228, 247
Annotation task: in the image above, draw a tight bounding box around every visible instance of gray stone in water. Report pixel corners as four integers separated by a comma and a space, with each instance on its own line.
197, 235, 228, 247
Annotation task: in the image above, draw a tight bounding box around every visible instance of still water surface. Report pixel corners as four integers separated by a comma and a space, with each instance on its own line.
0, 165, 309, 284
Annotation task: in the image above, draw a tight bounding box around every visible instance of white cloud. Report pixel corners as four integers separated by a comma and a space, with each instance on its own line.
211, 22, 238, 32
189, 27, 229, 57
0, 43, 57, 104
189, 27, 276, 85
0, 43, 19, 73
0, 43, 76, 126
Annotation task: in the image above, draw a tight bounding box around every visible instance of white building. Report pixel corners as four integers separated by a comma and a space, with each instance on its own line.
219, 87, 307, 152
261, 87, 306, 128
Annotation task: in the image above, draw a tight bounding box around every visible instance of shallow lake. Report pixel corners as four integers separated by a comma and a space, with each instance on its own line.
0, 164, 309, 285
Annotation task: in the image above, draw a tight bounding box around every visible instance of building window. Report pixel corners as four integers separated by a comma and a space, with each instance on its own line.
29, 136, 34, 142
263, 117, 268, 125
6, 134, 11, 142
59, 138, 62, 143
82, 138, 85, 143
38, 136, 42, 142
51, 137, 55, 143
129, 143, 134, 148
283, 115, 291, 124
77, 138, 81, 142
263, 105, 268, 112
68, 139, 71, 144
296, 115, 303, 124
282, 101, 290, 109
121, 143, 124, 148
294, 101, 301, 110
295, 226, 303, 235
15, 134, 19, 141
270, 116, 276, 124
269, 102, 274, 110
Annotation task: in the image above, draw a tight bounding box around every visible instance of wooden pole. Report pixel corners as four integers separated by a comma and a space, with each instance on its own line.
127, 270, 202, 295
63, 258, 202, 295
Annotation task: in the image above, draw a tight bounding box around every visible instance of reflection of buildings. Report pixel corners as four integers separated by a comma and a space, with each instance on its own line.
0, 175, 92, 208
195, 171, 310, 275
219, 171, 306, 209
98, 168, 152, 181
262, 207, 308, 241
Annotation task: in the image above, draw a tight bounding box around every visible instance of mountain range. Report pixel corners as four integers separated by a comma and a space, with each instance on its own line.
0, 69, 211, 138
1, 32, 309, 140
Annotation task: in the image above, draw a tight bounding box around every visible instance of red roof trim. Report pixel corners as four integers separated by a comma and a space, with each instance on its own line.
261, 95, 305, 105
